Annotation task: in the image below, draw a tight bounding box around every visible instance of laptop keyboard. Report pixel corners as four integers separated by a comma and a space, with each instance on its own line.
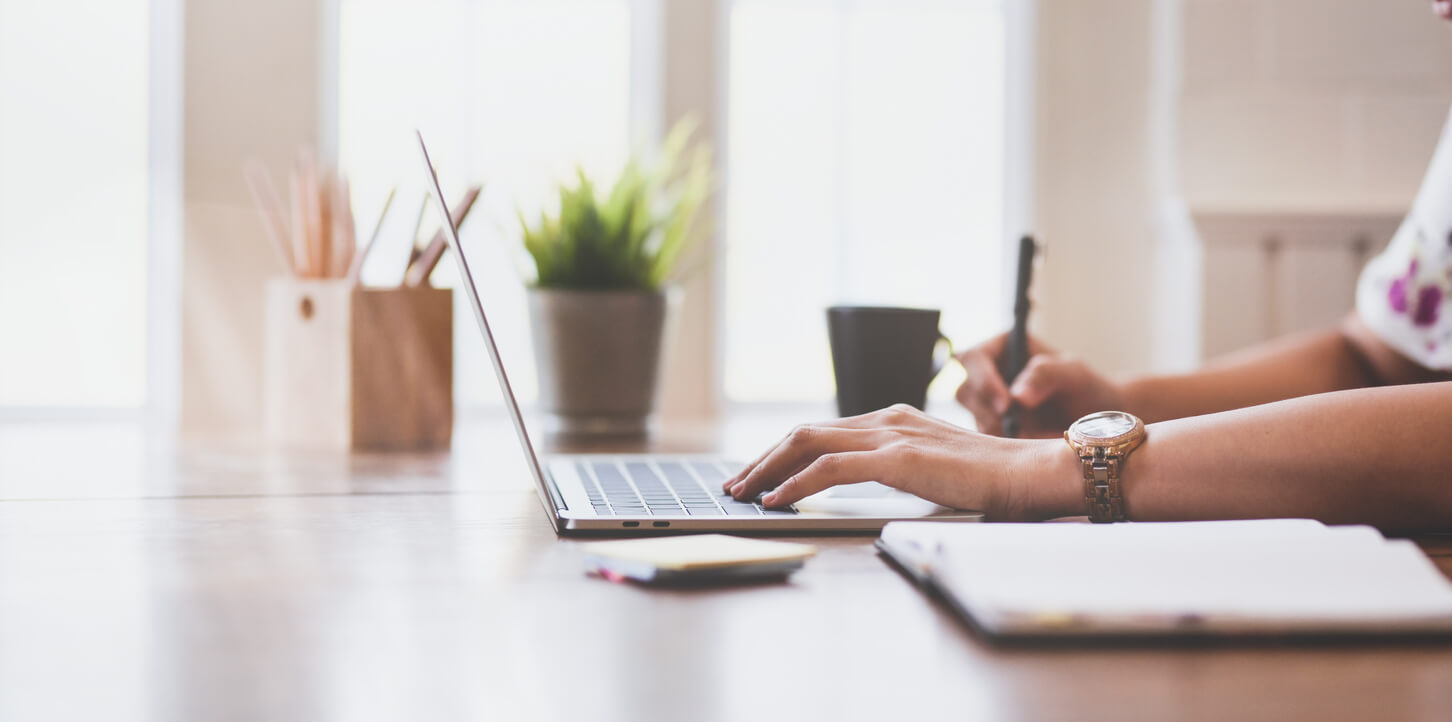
579, 459, 797, 517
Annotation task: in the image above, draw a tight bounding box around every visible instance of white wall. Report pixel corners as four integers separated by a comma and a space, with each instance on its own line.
1031, 0, 1158, 375
1179, 0, 1452, 211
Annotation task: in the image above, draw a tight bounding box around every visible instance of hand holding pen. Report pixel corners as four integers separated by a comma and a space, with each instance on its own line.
953, 237, 1125, 438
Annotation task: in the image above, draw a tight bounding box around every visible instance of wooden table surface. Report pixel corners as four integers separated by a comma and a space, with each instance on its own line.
1, 414, 1450, 722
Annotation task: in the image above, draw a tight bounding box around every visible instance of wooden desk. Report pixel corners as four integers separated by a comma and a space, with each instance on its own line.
1, 416, 1450, 722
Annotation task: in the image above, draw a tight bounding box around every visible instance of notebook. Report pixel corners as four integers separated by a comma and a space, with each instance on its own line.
877, 519, 1452, 639
581, 534, 816, 584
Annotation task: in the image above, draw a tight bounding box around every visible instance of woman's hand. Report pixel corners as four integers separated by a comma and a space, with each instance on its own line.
954, 332, 1126, 438
721, 404, 1076, 520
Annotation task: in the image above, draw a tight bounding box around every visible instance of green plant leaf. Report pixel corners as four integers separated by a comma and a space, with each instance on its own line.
516, 117, 714, 291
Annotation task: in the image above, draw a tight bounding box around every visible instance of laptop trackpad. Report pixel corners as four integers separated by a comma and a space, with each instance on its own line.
792, 481, 951, 517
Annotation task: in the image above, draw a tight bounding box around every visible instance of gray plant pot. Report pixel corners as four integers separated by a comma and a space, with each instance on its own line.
527, 288, 673, 436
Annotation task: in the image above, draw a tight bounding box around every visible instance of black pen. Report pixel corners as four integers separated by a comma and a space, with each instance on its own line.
1001, 235, 1036, 438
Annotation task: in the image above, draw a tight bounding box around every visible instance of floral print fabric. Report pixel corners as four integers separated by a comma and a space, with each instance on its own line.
1356, 109, 1452, 371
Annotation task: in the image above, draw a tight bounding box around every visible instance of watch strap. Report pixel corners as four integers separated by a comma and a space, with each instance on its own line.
1080, 448, 1126, 523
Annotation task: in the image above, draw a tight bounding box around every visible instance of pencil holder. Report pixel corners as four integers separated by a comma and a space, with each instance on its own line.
264, 279, 454, 450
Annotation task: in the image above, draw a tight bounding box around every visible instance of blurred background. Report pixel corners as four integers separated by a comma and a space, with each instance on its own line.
1, 0, 1449, 437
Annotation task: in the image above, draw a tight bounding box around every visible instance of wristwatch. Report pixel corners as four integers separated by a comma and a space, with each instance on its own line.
1064, 411, 1146, 523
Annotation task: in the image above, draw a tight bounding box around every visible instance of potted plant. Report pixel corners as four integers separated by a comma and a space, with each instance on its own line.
520, 121, 711, 435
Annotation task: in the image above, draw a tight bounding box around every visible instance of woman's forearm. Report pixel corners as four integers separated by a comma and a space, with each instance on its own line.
1117, 323, 1378, 423
1026, 382, 1452, 532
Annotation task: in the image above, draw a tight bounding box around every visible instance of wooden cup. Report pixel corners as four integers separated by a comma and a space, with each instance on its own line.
264, 279, 453, 450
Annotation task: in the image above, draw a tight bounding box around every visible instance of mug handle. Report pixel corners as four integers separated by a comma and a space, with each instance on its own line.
931, 332, 955, 378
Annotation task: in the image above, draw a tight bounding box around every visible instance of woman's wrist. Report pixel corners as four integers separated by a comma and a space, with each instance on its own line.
998, 437, 1083, 521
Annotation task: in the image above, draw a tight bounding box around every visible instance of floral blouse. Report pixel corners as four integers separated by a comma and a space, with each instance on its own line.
1356, 109, 1452, 371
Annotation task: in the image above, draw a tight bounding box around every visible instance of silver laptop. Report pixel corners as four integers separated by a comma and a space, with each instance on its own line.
416, 131, 983, 534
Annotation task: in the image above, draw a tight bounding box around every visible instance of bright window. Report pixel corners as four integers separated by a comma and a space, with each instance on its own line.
338, 0, 636, 406
725, 0, 1007, 403
0, 0, 150, 408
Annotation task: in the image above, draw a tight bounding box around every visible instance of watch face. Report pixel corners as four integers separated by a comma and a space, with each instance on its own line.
1074, 411, 1136, 440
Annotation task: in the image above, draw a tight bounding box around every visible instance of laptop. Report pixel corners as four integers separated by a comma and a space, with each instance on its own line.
415, 131, 983, 534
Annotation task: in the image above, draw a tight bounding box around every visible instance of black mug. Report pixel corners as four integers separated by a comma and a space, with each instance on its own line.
827, 306, 953, 417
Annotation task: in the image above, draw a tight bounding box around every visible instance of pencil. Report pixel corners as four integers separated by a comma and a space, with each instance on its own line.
330, 175, 354, 278
243, 160, 295, 275
347, 187, 396, 286
316, 169, 334, 279
300, 154, 325, 278
289, 169, 312, 278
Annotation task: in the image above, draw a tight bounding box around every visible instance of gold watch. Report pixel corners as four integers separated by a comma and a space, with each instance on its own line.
1064, 411, 1146, 523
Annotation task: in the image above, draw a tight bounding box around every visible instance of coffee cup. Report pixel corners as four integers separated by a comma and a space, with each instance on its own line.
826, 305, 952, 417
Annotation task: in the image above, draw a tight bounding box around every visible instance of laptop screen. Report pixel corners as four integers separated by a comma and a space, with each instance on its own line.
415, 131, 562, 527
